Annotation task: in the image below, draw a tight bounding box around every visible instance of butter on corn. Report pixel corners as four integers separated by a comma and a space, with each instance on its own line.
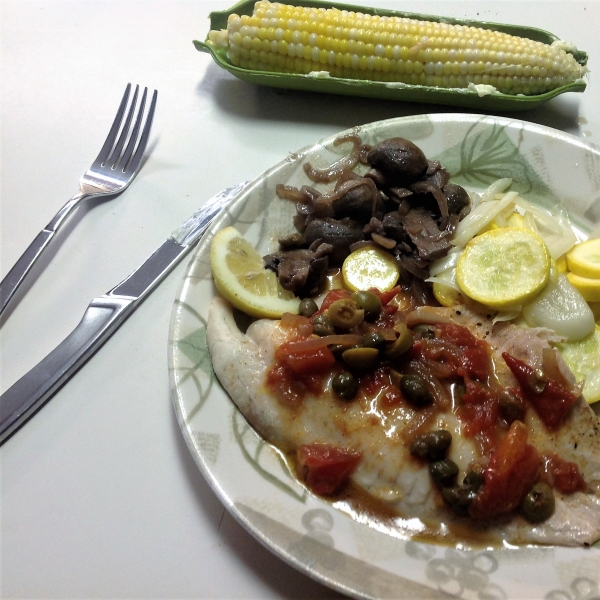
207, 1, 586, 95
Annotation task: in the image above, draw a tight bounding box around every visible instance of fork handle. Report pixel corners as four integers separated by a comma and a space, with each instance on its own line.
0, 229, 56, 316
0, 191, 89, 318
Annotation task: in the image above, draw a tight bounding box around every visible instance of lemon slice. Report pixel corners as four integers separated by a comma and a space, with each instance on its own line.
342, 245, 400, 292
456, 228, 551, 309
210, 226, 300, 318
566, 272, 600, 302
557, 326, 600, 404
566, 238, 600, 278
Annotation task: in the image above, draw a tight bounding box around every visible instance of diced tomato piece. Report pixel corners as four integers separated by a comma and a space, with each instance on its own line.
383, 304, 398, 316
275, 341, 336, 374
314, 289, 352, 315
542, 453, 586, 494
266, 363, 307, 407
380, 387, 403, 408
459, 346, 489, 380
297, 444, 361, 495
371, 285, 401, 306
438, 323, 479, 349
280, 312, 311, 331
461, 377, 488, 405
359, 367, 392, 397
266, 360, 328, 405
286, 346, 336, 374
469, 421, 540, 519
458, 381, 499, 438
410, 339, 459, 375
503, 353, 579, 430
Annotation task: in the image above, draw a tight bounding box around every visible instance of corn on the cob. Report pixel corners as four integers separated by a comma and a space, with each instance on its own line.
207, 1, 586, 95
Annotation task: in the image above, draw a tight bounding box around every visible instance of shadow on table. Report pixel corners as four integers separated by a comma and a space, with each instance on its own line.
172, 411, 348, 600
198, 62, 585, 137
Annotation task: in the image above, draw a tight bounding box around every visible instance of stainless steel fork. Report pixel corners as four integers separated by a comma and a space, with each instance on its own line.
0, 83, 158, 317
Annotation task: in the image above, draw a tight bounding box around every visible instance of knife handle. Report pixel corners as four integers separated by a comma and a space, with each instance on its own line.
0, 296, 134, 444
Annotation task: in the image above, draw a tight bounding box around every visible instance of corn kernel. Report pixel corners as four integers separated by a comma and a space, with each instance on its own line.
213, 1, 586, 95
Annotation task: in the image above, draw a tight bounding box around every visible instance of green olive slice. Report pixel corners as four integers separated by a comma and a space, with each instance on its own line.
342, 347, 379, 372
351, 290, 382, 320
327, 298, 364, 330
385, 322, 413, 358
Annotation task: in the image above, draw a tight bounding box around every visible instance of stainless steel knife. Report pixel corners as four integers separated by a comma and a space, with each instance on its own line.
0, 181, 248, 445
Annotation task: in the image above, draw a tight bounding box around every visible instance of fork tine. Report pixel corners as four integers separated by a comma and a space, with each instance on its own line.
118, 87, 147, 172
105, 84, 140, 169
125, 89, 157, 176
94, 83, 132, 167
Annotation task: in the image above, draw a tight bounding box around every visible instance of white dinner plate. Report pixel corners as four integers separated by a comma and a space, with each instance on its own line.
168, 114, 600, 600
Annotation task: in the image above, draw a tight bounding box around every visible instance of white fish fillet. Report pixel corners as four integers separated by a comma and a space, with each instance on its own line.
207, 296, 600, 546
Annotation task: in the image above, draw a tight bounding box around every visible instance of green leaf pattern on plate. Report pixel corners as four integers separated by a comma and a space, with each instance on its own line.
170, 300, 215, 421
232, 409, 308, 503
432, 119, 556, 205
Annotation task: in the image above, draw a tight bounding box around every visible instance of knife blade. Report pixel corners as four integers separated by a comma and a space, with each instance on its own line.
0, 181, 248, 445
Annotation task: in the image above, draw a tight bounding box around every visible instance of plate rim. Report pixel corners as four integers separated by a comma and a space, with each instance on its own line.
168, 112, 600, 600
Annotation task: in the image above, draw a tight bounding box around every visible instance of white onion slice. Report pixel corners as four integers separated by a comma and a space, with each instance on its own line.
451, 191, 517, 247
429, 247, 462, 277
522, 274, 595, 341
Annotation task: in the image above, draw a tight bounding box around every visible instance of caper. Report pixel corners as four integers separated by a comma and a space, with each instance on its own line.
363, 330, 386, 349
441, 469, 484, 514
342, 347, 379, 372
351, 290, 382, 320
441, 485, 476, 515
410, 430, 452, 462
462, 469, 484, 492
327, 298, 364, 330
429, 459, 459, 487
385, 323, 413, 358
298, 298, 318, 318
498, 390, 525, 424
328, 344, 346, 359
520, 482, 555, 523
332, 371, 358, 400
312, 314, 335, 336
412, 324, 436, 340
400, 373, 434, 407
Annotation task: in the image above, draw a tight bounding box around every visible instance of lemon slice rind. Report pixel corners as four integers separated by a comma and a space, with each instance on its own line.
210, 226, 300, 319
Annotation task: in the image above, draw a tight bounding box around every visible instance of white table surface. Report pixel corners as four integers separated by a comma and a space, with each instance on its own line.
1, 1, 598, 598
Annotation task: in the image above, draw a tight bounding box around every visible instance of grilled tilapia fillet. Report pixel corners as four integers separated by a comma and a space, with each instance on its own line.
207, 296, 600, 546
